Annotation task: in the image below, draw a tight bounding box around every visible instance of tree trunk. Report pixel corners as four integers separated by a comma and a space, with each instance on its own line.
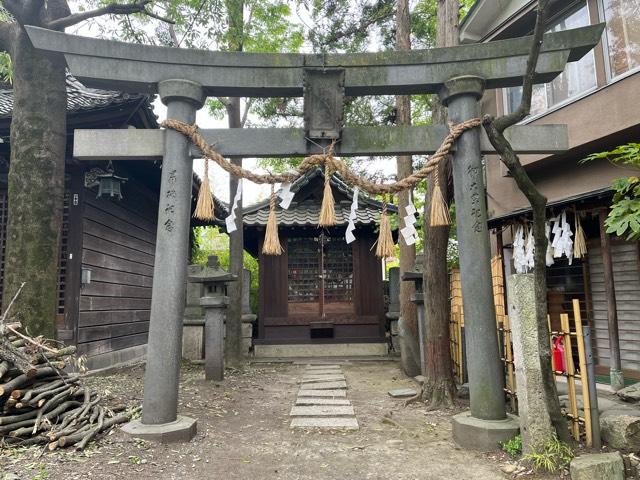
396, 0, 420, 377
2, 24, 67, 338
226, 97, 244, 368
481, 0, 568, 443
224, 0, 245, 368
420, 0, 459, 408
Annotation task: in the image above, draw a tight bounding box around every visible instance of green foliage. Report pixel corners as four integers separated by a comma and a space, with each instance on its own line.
583, 143, 640, 240
522, 435, 573, 473
191, 226, 259, 312
308, 0, 395, 52
499, 434, 522, 459
411, 0, 437, 49
0, 52, 12, 83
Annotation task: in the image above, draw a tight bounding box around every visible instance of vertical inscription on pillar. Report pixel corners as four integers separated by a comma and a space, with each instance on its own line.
466, 164, 483, 234
163, 169, 178, 232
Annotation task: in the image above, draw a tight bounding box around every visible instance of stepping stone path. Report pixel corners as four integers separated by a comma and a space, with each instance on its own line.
290, 364, 359, 430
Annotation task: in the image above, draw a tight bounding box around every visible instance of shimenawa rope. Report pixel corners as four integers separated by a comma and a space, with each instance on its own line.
161, 118, 481, 256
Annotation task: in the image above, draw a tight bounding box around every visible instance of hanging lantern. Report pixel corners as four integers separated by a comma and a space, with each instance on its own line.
96, 161, 127, 200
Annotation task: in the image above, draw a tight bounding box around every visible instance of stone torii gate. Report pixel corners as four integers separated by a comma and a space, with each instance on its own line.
26, 24, 603, 448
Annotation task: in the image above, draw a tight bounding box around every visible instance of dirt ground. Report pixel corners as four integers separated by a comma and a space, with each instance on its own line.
1, 360, 525, 480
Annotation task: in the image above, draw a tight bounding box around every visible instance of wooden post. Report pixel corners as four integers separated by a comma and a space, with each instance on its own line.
573, 299, 592, 447
503, 314, 517, 411
496, 230, 508, 311
561, 313, 580, 440
598, 209, 624, 391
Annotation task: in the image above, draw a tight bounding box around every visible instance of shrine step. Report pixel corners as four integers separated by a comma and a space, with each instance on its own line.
254, 342, 388, 358
290, 417, 359, 430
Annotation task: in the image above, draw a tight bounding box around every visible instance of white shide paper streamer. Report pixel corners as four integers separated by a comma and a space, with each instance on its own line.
279, 182, 295, 209
400, 203, 419, 246
225, 180, 243, 233
345, 187, 359, 244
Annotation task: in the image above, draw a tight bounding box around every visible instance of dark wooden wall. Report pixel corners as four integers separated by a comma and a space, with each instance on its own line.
77, 179, 158, 361
352, 234, 385, 339
258, 232, 289, 339
588, 239, 640, 378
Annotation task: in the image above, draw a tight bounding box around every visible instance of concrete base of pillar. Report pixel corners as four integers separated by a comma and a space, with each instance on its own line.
121, 416, 197, 443
451, 411, 519, 451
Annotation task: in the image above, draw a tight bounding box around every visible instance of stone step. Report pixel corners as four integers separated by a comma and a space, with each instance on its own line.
297, 389, 347, 398
300, 375, 346, 383
388, 388, 418, 398
300, 381, 347, 390
290, 405, 355, 417
290, 417, 359, 430
303, 369, 342, 375
305, 365, 342, 370
295, 398, 351, 406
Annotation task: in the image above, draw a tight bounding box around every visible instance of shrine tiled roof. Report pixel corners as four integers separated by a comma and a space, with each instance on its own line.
242, 168, 397, 227
0, 76, 155, 119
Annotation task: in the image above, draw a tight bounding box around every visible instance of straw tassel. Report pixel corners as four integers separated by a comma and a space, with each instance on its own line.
318, 164, 337, 227
574, 210, 587, 259
193, 159, 215, 221
429, 167, 451, 227
262, 185, 283, 256
375, 201, 395, 259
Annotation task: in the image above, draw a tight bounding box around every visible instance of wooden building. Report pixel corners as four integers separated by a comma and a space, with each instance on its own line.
462, 0, 640, 381
243, 168, 394, 355
0, 77, 224, 370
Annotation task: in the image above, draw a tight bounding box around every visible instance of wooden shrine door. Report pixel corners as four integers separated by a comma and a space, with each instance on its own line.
287, 233, 354, 334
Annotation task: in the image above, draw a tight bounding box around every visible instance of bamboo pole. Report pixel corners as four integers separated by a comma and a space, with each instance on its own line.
547, 315, 555, 367
456, 307, 464, 383
573, 299, 592, 447
503, 314, 517, 410
561, 313, 580, 440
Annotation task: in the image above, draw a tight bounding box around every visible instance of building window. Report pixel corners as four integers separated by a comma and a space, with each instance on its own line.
504, 4, 597, 115
601, 0, 640, 78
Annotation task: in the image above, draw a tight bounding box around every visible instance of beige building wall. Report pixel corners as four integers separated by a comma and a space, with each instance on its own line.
486, 71, 640, 219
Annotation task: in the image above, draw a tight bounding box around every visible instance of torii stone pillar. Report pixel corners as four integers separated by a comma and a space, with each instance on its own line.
440, 76, 519, 451
122, 80, 205, 442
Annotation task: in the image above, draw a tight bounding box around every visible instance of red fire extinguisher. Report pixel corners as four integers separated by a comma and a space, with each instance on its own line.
552, 336, 566, 373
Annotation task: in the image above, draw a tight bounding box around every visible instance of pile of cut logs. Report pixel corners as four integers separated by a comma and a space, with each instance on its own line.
0, 321, 138, 450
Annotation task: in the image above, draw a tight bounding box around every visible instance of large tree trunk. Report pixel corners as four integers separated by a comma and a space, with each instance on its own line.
226, 98, 244, 368
396, 0, 420, 377
2, 24, 67, 338
224, 0, 245, 368
420, 0, 459, 408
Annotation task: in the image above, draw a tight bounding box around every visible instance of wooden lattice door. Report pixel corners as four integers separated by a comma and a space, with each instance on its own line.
287, 233, 354, 321
322, 234, 354, 316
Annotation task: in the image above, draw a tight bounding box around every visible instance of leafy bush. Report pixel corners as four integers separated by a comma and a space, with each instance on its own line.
500, 434, 522, 458
522, 435, 573, 473
191, 226, 259, 313
583, 143, 640, 240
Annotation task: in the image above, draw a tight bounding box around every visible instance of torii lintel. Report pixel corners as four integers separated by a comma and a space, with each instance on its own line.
25, 24, 604, 97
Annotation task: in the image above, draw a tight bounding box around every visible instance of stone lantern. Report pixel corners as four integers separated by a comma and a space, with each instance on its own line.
188, 254, 237, 381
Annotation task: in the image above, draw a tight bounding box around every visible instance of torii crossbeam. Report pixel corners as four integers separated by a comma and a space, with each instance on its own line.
26, 23, 604, 448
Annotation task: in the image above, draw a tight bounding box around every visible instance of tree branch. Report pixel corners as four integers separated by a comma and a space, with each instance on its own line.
44, 0, 174, 31
323, 6, 395, 45
482, 0, 549, 203
2, 0, 23, 21
481, 0, 571, 445
489, 0, 549, 133
0, 21, 13, 53
240, 98, 253, 128
217, 97, 231, 108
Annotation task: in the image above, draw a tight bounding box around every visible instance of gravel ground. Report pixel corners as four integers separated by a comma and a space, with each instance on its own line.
1, 360, 535, 480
